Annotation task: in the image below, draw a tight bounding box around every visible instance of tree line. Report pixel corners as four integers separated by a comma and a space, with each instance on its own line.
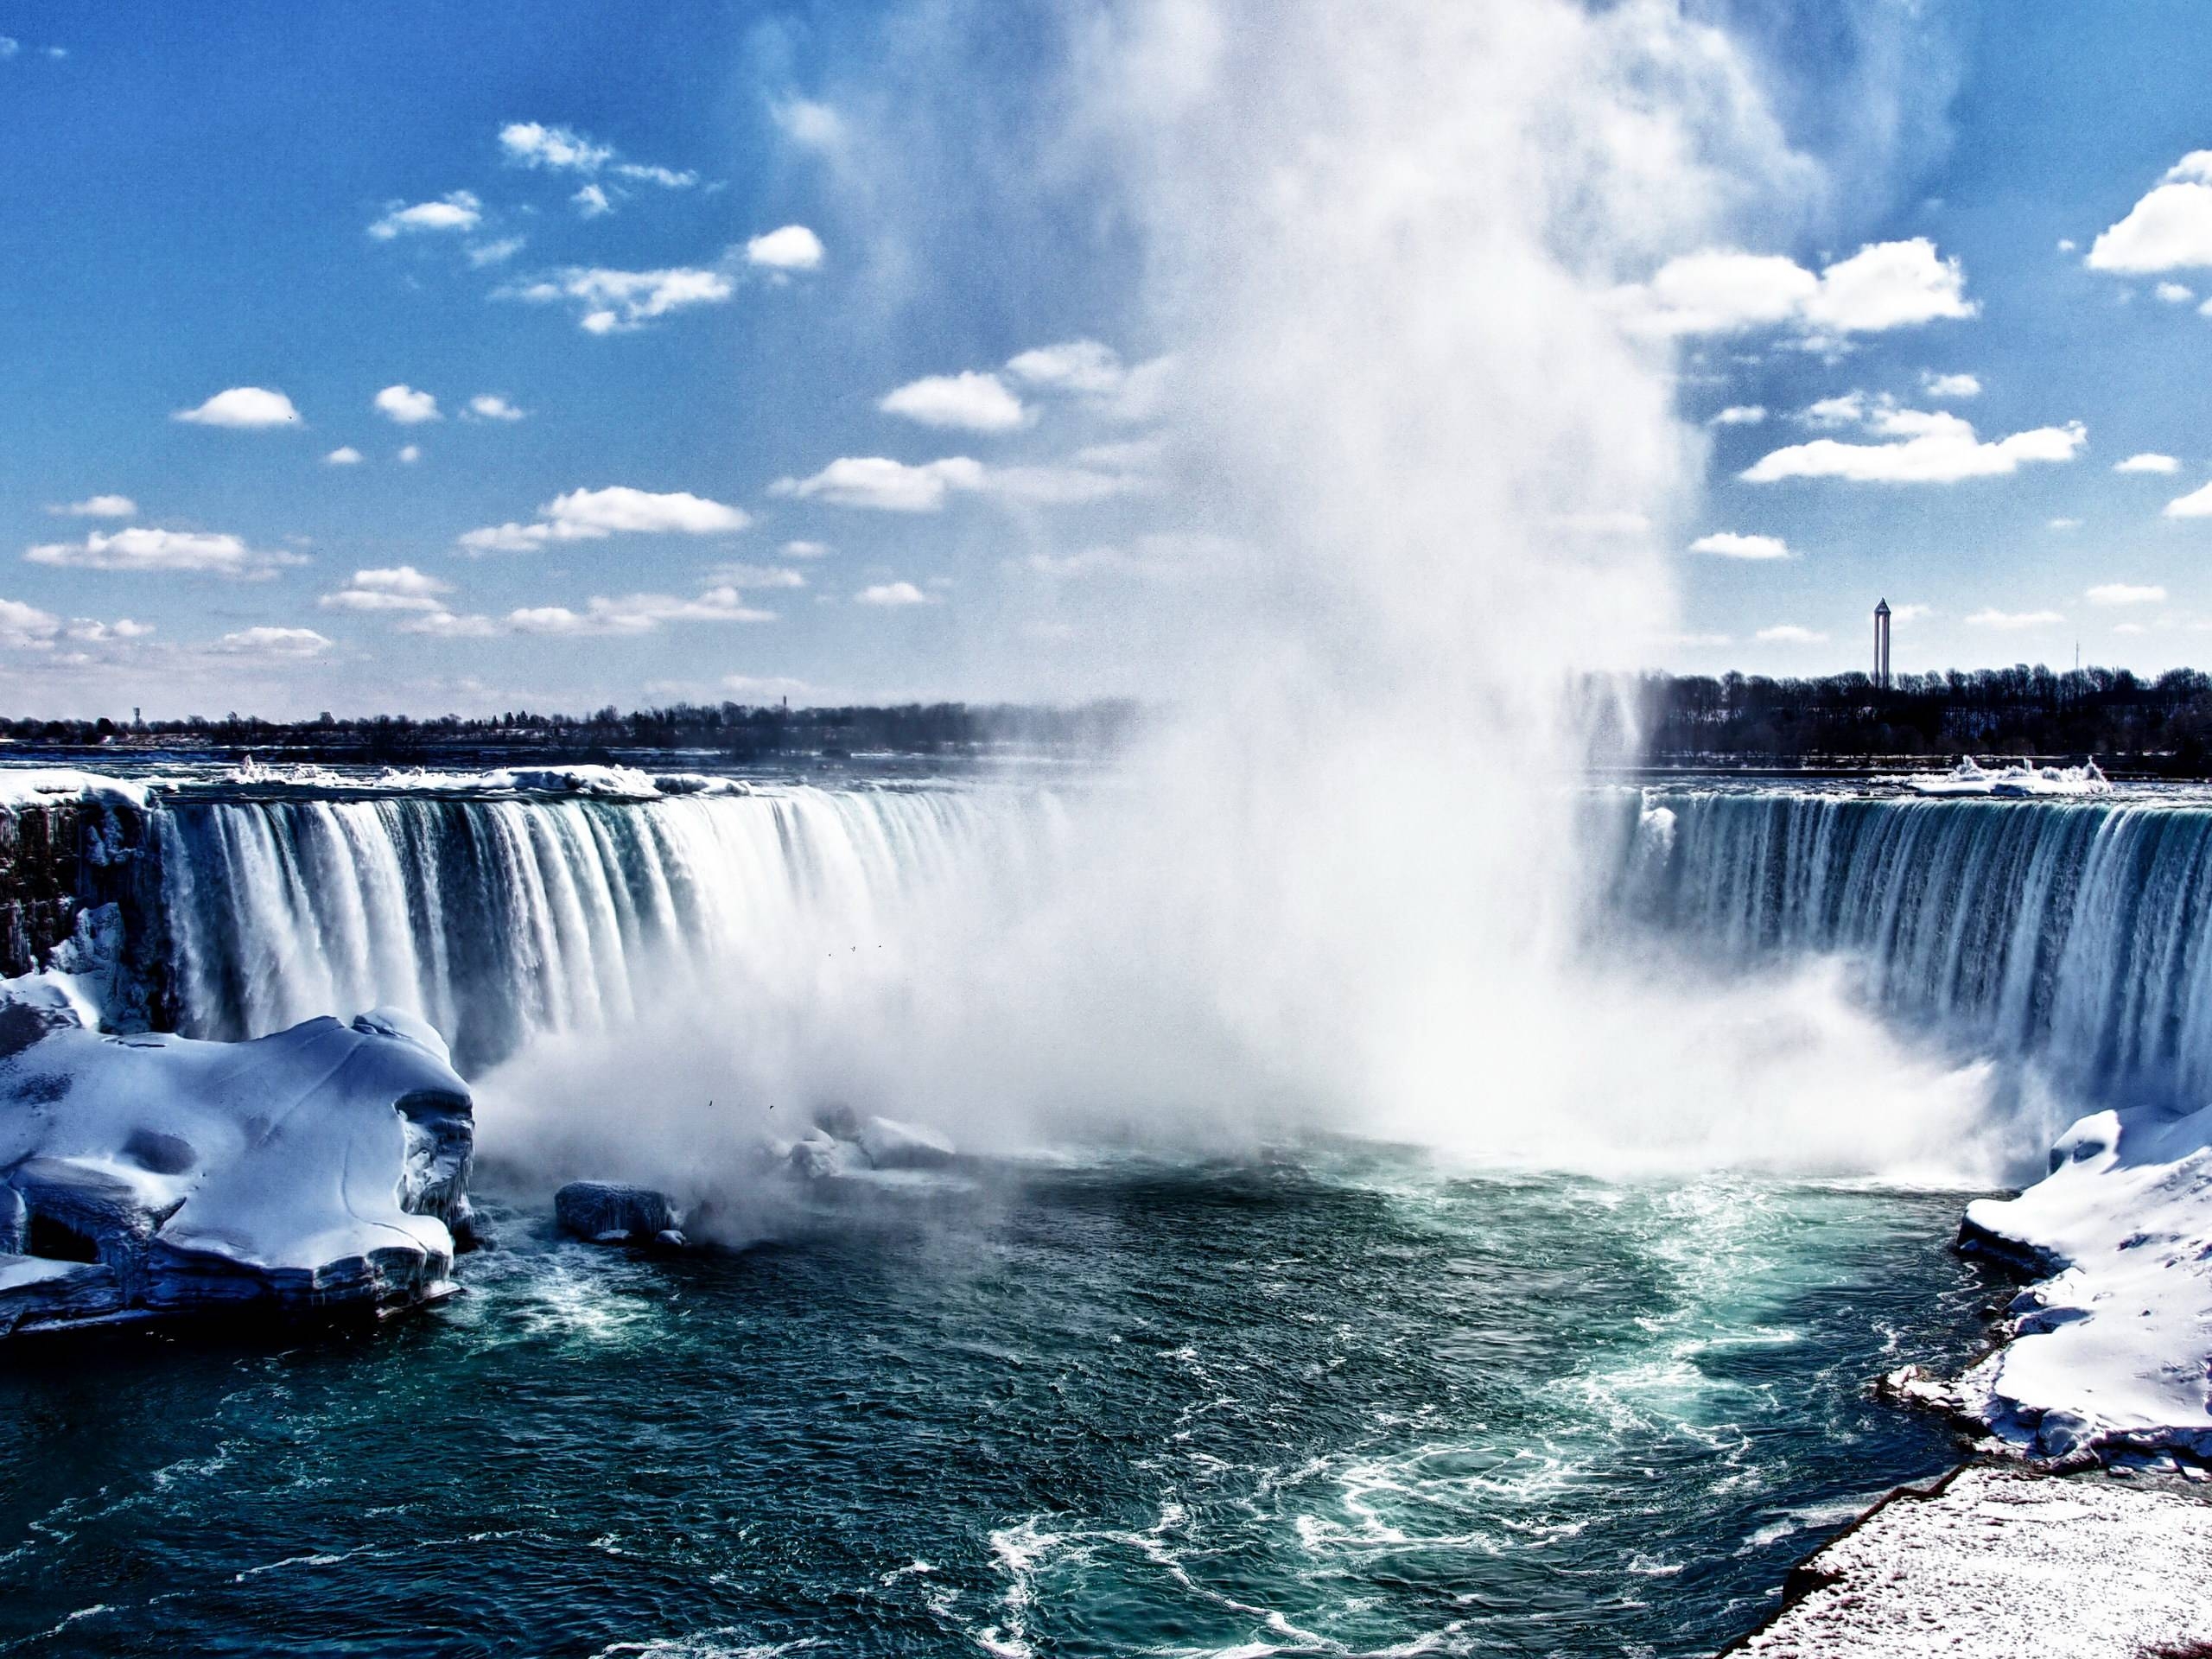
0, 700, 1147, 765
1627, 665, 2212, 772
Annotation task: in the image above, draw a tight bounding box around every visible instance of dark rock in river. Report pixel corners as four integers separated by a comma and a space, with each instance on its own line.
556, 1181, 684, 1246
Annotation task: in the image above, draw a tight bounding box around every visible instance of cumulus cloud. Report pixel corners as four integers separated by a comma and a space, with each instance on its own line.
1755, 625, 1827, 644
321, 566, 453, 613
1891, 604, 1934, 622
744, 226, 824, 271
173, 387, 300, 429
458, 486, 749, 551
499, 122, 614, 173
854, 582, 931, 607
771, 456, 984, 512
1617, 238, 1975, 340
2050, 518, 2082, 531
466, 394, 526, 422
397, 445, 422, 464
0, 599, 60, 648
468, 238, 526, 268
1801, 392, 1869, 428
772, 99, 844, 151
574, 184, 613, 219
505, 266, 734, 333
48, 494, 135, 518
2087, 154, 2212, 273
368, 191, 481, 240
1743, 410, 2086, 485
374, 385, 441, 424
25, 526, 303, 578
401, 610, 501, 639
1688, 531, 1789, 560
2165, 481, 2212, 518
211, 626, 333, 658
1708, 405, 1766, 426
325, 447, 364, 466
2087, 582, 2165, 607
705, 563, 807, 589
1004, 340, 1173, 421
1966, 608, 2064, 630
2115, 453, 2180, 474
1921, 371, 1980, 398
2157, 282, 2196, 304
780, 539, 832, 559
506, 586, 775, 635
879, 372, 1027, 432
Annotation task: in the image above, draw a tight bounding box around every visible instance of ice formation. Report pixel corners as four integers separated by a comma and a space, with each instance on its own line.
1898, 756, 2113, 797
0, 993, 474, 1336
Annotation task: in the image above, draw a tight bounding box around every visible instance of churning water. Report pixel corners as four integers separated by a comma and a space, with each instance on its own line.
0, 1153, 1999, 1658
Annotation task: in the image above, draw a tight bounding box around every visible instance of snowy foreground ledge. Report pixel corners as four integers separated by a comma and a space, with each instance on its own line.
1734, 1464, 2212, 1657
0, 995, 474, 1336
1892, 1099, 2212, 1466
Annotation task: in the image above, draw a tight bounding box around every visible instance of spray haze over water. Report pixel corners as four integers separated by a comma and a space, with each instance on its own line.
475, 0, 2024, 1208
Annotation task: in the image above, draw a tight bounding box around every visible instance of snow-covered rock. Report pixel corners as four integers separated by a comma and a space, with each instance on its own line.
1918, 1100, 2212, 1465
0, 997, 474, 1335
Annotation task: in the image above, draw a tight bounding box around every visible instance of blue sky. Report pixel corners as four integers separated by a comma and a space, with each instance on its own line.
3, 1, 2212, 715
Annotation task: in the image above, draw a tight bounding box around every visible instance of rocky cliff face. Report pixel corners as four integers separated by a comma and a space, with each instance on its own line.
0, 799, 173, 1029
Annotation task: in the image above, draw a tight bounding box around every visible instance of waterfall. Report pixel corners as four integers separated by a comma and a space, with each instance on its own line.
153, 786, 1051, 1076
1626, 788, 2212, 1107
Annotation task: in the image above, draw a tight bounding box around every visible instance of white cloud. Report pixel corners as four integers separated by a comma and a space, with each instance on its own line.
705, 563, 807, 589
2049, 518, 2082, 531
780, 539, 832, 559
325, 447, 364, 466
772, 99, 844, 150
499, 122, 613, 173
507, 586, 775, 635
66, 618, 153, 645
25, 526, 302, 578
2087, 155, 2212, 273
1688, 531, 1789, 560
855, 581, 931, 607
173, 387, 300, 429
211, 626, 333, 658
2157, 282, 2196, 304
467, 394, 526, 422
2114, 452, 2180, 474
401, 610, 501, 639
321, 566, 453, 613
614, 162, 697, 188
1743, 410, 2086, 485
1618, 238, 1974, 339
48, 494, 135, 518
0, 599, 58, 648
1708, 404, 1766, 426
879, 372, 1027, 432
374, 385, 441, 424
771, 456, 984, 512
722, 672, 817, 701
368, 191, 481, 240
1801, 391, 1869, 428
2057, 238, 2078, 254
1891, 603, 1934, 622
2087, 583, 2165, 607
508, 266, 734, 332
468, 237, 525, 268
745, 225, 824, 271
2164, 481, 2212, 518
1007, 340, 1128, 394
1966, 608, 2065, 630
397, 445, 423, 465
574, 183, 612, 219
458, 486, 749, 551
1921, 371, 1981, 398
1755, 625, 1827, 645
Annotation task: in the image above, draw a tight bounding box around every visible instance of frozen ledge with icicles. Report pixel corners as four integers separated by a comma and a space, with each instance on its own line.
0, 989, 475, 1338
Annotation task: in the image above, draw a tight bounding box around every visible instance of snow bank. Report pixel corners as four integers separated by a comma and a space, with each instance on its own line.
1895, 756, 2113, 798
1738, 1464, 2212, 1657
361, 765, 750, 799
1902, 1100, 2212, 1464
0, 768, 154, 810
0, 995, 474, 1334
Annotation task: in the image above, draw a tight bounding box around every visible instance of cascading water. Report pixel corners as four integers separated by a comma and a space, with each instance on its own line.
1626, 786, 2212, 1109
151, 787, 1056, 1076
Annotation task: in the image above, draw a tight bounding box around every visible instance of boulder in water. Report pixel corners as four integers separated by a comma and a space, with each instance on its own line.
555, 1181, 684, 1247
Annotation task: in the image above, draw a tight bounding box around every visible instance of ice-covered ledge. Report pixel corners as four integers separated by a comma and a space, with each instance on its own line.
0, 994, 474, 1337
1729, 1463, 2212, 1657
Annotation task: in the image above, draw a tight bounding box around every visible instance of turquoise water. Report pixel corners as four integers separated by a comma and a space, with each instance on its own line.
0, 1154, 1996, 1657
